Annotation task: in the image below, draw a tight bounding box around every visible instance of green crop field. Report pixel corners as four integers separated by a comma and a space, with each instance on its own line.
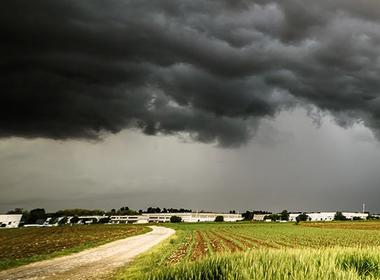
117, 221, 380, 280
0, 224, 150, 271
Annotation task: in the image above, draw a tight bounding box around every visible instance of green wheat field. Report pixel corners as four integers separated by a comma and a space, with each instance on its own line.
117, 221, 380, 280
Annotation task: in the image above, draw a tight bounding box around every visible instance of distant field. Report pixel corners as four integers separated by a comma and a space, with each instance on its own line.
303, 221, 380, 230
0, 224, 150, 271
117, 221, 380, 280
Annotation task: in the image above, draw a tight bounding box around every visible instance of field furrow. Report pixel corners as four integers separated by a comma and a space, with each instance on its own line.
114, 221, 380, 280
203, 231, 225, 253
165, 232, 193, 264
211, 231, 242, 252
190, 231, 209, 261
219, 230, 256, 249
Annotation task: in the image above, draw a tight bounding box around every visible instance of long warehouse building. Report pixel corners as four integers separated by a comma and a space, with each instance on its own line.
110, 212, 243, 224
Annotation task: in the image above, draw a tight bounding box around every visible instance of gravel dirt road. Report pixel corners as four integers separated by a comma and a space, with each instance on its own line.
0, 226, 175, 280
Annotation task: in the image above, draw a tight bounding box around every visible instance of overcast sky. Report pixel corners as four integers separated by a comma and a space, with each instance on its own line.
2, 0, 380, 213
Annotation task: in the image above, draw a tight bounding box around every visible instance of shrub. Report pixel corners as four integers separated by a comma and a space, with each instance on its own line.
70, 216, 80, 224
335, 212, 348, 221
214, 216, 224, 222
280, 210, 290, 221
170, 216, 182, 223
265, 214, 280, 221
98, 217, 110, 224
58, 217, 68, 225
296, 213, 309, 223
49, 217, 58, 224
27, 208, 46, 224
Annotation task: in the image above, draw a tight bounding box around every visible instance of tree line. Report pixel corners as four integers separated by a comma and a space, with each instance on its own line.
6, 206, 193, 224
8, 207, 376, 225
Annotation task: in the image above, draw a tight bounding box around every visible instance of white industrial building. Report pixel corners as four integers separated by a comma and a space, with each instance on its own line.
252, 214, 266, 221
342, 212, 369, 220
289, 211, 368, 222
110, 215, 148, 224
0, 214, 22, 228
110, 212, 243, 224
72, 215, 106, 224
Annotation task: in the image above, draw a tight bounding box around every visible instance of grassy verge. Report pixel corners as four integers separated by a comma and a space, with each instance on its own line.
116, 221, 380, 279
0, 224, 150, 271
129, 247, 380, 280
115, 227, 186, 279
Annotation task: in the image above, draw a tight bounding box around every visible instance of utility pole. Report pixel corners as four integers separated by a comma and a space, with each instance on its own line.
363, 203, 366, 213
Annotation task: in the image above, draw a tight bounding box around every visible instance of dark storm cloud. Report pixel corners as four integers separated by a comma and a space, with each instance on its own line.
2, 0, 380, 146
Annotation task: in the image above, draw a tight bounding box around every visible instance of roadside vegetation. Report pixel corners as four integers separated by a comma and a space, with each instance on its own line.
137, 248, 380, 280
0, 224, 150, 271
117, 221, 380, 280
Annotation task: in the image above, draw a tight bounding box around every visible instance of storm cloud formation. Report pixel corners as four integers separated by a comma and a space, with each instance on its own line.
2, 0, 380, 146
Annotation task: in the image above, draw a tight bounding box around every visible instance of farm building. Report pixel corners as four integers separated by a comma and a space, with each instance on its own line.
289, 211, 368, 222
110, 212, 243, 224
72, 215, 107, 224
252, 214, 266, 221
0, 214, 22, 228
110, 215, 148, 224
342, 212, 369, 220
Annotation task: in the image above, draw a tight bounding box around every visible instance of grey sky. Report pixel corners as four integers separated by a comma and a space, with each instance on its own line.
2, 1, 380, 213
1, 108, 380, 213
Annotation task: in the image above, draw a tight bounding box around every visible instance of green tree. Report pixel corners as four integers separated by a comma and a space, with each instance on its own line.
28, 208, 46, 224
265, 214, 280, 221
6, 208, 23, 214
54, 209, 105, 217
7, 208, 29, 225
116, 206, 139, 215
215, 216, 224, 222
49, 217, 58, 224
242, 211, 253, 221
334, 212, 347, 221
367, 214, 379, 220
280, 210, 289, 221
146, 207, 161, 213
98, 217, 110, 224
170, 216, 182, 223
296, 213, 309, 223
70, 216, 80, 224
58, 217, 68, 225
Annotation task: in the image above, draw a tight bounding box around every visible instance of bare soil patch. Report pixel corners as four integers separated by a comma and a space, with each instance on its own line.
190, 231, 208, 261
166, 233, 192, 264
0, 225, 146, 263
211, 231, 242, 252
0, 226, 174, 280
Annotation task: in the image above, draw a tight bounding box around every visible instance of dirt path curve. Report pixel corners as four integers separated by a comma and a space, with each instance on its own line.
0, 226, 175, 280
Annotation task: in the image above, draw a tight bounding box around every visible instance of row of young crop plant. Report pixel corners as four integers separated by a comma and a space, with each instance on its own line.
167, 223, 380, 261
140, 247, 380, 280
223, 223, 380, 248
163, 227, 261, 263
116, 222, 380, 280
303, 221, 380, 231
